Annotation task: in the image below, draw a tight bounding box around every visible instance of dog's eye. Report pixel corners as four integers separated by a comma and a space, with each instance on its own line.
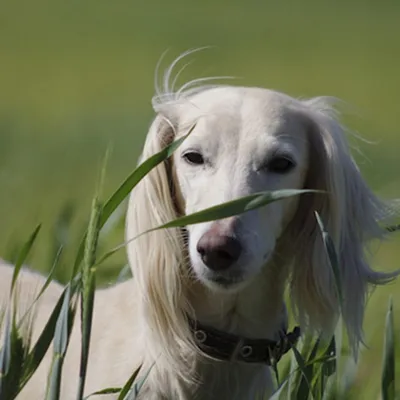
266, 156, 295, 173
182, 151, 204, 165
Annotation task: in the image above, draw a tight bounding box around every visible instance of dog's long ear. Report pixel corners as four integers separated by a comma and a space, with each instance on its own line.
125, 106, 196, 379
289, 97, 399, 354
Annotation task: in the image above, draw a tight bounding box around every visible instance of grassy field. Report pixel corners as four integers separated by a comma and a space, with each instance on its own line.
1, 0, 399, 397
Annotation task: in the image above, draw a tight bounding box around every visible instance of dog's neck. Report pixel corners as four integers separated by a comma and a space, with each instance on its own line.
180, 257, 289, 399
188, 258, 289, 342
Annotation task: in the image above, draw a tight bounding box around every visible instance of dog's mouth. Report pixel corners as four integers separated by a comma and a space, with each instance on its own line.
212, 275, 241, 286
205, 272, 248, 290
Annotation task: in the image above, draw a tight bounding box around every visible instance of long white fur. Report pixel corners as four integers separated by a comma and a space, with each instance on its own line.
0, 52, 398, 400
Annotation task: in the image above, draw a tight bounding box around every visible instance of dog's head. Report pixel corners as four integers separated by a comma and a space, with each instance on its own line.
126, 74, 398, 367
170, 87, 311, 291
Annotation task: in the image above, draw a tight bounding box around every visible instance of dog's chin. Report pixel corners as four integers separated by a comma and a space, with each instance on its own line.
199, 276, 248, 293
193, 268, 255, 293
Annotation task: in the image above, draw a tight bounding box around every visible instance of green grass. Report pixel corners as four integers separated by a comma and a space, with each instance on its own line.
1, 0, 400, 398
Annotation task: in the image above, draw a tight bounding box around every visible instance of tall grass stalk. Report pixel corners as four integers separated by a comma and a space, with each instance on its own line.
381, 297, 395, 400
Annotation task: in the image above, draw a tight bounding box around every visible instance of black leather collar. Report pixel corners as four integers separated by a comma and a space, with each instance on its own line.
189, 318, 301, 365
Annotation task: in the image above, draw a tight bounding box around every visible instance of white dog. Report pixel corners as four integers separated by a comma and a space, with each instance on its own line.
1, 53, 398, 400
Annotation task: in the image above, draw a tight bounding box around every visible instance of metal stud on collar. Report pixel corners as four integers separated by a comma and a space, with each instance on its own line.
240, 345, 253, 358
194, 330, 207, 343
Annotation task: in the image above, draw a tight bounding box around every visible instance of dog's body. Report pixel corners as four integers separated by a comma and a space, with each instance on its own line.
1, 55, 398, 399
0, 262, 140, 400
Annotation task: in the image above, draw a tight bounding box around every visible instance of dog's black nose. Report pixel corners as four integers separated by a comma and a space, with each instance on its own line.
196, 231, 242, 271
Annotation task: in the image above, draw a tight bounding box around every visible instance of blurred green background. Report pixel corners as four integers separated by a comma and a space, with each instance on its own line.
1, 0, 399, 397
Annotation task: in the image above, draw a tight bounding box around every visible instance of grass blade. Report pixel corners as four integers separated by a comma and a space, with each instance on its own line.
18, 282, 78, 394
315, 212, 343, 313
97, 189, 316, 265
83, 387, 122, 399
315, 212, 345, 396
116, 264, 132, 283
18, 246, 63, 328
385, 224, 400, 233
291, 345, 315, 400
287, 336, 302, 399
333, 319, 343, 394
381, 297, 395, 400
10, 225, 41, 295
0, 311, 12, 397
116, 365, 142, 399
268, 379, 289, 400
125, 364, 154, 400
45, 285, 74, 400
317, 335, 337, 399
156, 189, 315, 230
76, 196, 102, 400
0, 306, 27, 400
297, 336, 320, 399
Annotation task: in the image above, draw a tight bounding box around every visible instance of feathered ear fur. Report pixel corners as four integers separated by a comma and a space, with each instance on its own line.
288, 97, 399, 354
125, 103, 198, 389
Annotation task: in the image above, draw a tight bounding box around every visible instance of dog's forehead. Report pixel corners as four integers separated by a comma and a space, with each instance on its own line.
180, 87, 301, 146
